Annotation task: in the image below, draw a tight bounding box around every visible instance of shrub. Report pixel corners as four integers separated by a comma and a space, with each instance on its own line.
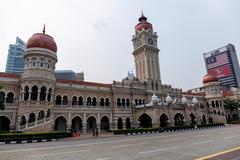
197, 123, 224, 128
0, 132, 71, 142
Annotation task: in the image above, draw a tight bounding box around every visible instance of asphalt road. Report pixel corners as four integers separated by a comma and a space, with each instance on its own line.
0, 125, 240, 160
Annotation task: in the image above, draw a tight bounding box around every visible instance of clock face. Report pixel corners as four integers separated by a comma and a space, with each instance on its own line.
137, 40, 142, 46
148, 38, 153, 45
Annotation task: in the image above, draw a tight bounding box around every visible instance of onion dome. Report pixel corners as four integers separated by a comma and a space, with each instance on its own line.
203, 74, 218, 84
192, 96, 198, 104
135, 12, 153, 31
166, 94, 172, 103
151, 93, 159, 103
181, 96, 187, 104
27, 25, 57, 52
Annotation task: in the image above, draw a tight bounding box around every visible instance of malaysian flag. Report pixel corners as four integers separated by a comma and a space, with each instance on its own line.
206, 52, 229, 69
208, 64, 233, 78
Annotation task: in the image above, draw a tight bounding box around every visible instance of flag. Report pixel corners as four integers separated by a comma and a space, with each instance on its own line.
208, 64, 233, 78
206, 53, 229, 69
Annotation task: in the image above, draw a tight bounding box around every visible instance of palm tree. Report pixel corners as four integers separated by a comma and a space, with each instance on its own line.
224, 98, 240, 121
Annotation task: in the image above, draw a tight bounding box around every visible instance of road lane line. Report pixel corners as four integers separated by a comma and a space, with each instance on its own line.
112, 142, 148, 148
28, 150, 89, 158
96, 158, 110, 160
161, 137, 186, 142
223, 135, 240, 139
194, 147, 240, 160
194, 134, 210, 137
138, 147, 177, 155
190, 140, 214, 145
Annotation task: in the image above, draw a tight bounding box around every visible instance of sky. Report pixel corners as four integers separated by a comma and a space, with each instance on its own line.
1, 0, 240, 90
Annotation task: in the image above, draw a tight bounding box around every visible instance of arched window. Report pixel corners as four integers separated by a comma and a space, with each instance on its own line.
211, 101, 215, 108
126, 99, 130, 106
38, 111, 45, 120
29, 113, 36, 123
78, 96, 83, 105
219, 100, 222, 107
213, 110, 216, 114
62, 96, 68, 105
20, 115, 26, 126
47, 88, 52, 101
206, 102, 209, 108
122, 98, 125, 106
100, 98, 104, 106
72, 96, 77, 105
0, 91, 5, 104
135, 99, 138, 105
6, 92, 14, 103
117, 98, 121, 106
24, 86, 29, 100
126, 118, 131, 129
40, 86, 46, 101
87, 97, 91, 106
117, 118, 123, 129
92, 97, 97, 106
216, 100, 219, 107
139, 99, 142, 105
31, 86, 38, 100
105, 98, 110, 106
56, 95, 62, 105
218, 111, 221, 115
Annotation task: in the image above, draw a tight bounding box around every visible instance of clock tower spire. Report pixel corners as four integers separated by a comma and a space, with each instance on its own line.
132, 13, 161, 90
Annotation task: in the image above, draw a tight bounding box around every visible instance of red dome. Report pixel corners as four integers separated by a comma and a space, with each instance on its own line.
135, 13, 152, 31
27, 32, 57, 52
203, 74, 218, 84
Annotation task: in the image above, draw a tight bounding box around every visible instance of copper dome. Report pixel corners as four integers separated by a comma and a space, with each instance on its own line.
135, 13, 153, 31
203, 74, 218, 84
27, 26, 57, 52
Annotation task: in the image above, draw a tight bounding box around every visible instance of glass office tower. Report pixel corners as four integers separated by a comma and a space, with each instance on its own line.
5, 37, 26, 74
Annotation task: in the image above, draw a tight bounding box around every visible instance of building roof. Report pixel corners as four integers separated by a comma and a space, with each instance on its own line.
57, 79, 112, 88
0, 72, 21, 79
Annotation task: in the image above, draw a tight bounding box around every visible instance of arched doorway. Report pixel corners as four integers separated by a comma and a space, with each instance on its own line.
139, 114, 152, 128
71, 116, 82, 132
117, 118, 123, 129
190, 113, 196, 125
208, 117, 213, 124
126, 118, 131, 129
0, 116, 10, 132
174, 113, 184, 126
101, 116, 110, 131
87, 116, 96, 132
54, 116, 67, 131
202, 115, 206, 124
160, 113, 169, 128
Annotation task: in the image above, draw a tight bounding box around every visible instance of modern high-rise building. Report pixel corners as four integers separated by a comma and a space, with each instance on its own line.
204, 44, 240, 88
5, 37, 26, 74
55, 70, 76, 80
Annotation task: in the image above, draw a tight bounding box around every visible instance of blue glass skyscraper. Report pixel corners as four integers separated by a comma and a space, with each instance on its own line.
5, 37, 26, 74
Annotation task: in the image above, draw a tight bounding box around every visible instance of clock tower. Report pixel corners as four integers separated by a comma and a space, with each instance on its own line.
132, 13, 161, 90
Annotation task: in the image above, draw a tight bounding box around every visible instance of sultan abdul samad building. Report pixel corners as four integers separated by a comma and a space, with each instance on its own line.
0, 14, 226, 133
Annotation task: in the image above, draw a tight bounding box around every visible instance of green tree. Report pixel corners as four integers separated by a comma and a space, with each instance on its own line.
224, 98, 240, 122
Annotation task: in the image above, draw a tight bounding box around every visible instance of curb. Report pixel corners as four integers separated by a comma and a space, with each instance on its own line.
0, 138, 58, 145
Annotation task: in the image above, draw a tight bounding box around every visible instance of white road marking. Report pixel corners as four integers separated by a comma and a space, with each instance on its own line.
112, 142, 148, 148
190, 140, 214, 145
161, 137, 186, 142
223, 135, 240, 139
194, 134, 210, 137
28, 150, 89, 158
96, 158, 110, 160
138, 147, 177, 155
